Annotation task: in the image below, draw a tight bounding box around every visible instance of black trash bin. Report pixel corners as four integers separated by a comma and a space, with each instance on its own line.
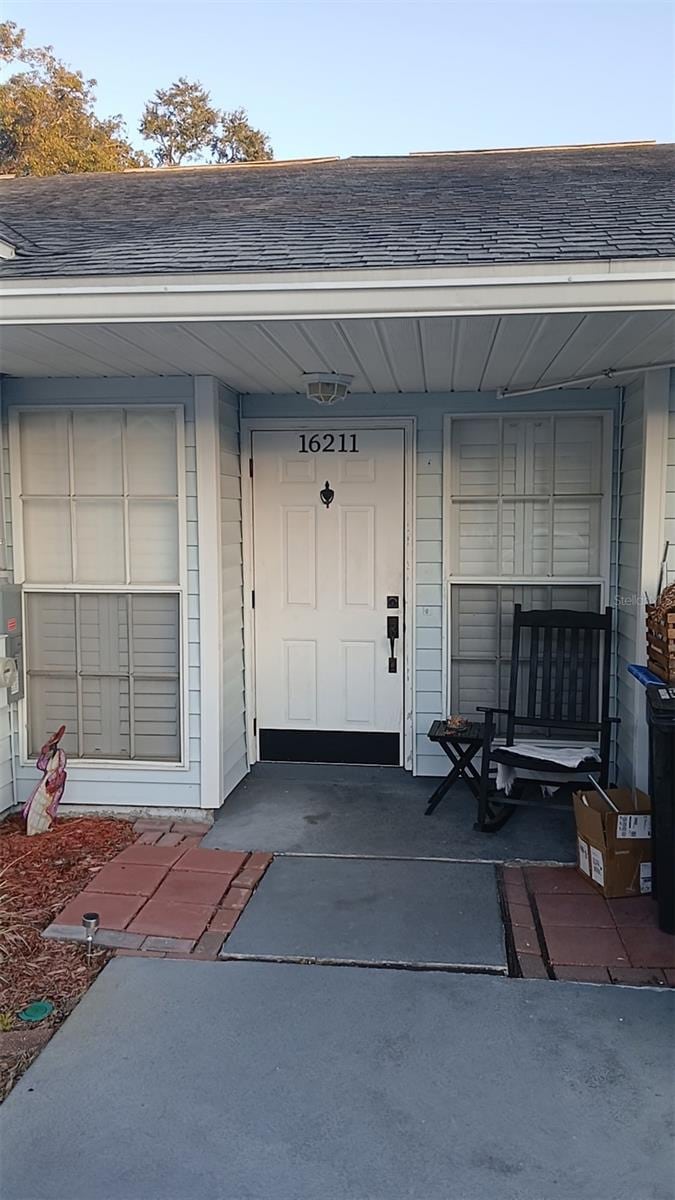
646, 685, 675, 934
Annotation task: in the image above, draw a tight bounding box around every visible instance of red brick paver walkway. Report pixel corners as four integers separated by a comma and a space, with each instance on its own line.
44, 819, 272, 961
503, 865, 675, 987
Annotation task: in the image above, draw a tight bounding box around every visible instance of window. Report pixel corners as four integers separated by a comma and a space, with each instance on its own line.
14, 406, 183, 763
446, 413, 610, 721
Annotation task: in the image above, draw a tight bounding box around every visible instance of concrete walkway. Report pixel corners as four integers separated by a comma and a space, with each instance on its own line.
203, 763, 577, 860
2, 958, 673, 1200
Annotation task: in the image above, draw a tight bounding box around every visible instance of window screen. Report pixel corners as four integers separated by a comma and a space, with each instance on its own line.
26, 593, 180, 761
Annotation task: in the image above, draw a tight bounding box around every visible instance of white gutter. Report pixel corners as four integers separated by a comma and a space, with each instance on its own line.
1, 260, 674, 325
496, 360, 675, 399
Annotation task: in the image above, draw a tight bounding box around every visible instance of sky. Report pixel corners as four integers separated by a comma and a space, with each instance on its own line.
5, 0, 675, 160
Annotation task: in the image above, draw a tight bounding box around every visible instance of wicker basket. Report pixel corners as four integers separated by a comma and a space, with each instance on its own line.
646, 605, 675, 683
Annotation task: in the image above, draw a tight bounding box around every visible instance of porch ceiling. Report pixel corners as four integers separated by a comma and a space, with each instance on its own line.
1, 309, 673, 394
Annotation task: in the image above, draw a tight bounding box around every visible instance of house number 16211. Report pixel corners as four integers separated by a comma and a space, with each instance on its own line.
298, 433, 358, 453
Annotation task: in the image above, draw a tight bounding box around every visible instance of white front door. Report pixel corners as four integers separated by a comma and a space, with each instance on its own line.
252, 428, 405, 764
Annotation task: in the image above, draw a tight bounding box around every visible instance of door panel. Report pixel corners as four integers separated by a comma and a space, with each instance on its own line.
284, 640, 317, 721
253, 428, 405, 761
340, 506, 375, 608
283, 508, 316, 606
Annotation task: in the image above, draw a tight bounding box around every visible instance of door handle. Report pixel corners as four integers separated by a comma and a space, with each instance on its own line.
387, 615, 399, 673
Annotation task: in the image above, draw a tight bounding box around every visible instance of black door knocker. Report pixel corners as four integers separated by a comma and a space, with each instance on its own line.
320, 481, 335, 509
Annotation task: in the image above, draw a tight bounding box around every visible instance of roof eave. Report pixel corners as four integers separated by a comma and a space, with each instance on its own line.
1, 257, 674, 326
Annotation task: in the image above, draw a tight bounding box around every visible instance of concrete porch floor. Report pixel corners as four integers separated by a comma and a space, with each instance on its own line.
203, 763, 577, 861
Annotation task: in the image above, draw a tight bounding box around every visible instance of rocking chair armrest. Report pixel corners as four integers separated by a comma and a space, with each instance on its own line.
476, 706, 511, 716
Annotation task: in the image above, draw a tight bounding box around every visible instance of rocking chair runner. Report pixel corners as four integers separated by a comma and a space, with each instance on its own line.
475, 605, 618, 832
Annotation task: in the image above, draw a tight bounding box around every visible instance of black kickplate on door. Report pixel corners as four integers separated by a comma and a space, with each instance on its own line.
259, 729, 400, 765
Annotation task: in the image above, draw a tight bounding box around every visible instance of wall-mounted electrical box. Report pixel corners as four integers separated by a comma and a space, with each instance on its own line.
0, 583, 24, 701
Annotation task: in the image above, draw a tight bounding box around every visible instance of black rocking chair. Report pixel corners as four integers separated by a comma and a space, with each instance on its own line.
475, 605, 618, 832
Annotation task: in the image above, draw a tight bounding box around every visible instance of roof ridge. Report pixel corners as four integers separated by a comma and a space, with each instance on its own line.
409, 140, 657, 157
123, 156, 340, 175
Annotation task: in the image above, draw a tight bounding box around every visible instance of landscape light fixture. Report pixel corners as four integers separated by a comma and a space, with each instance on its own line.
303, 372, 353, 406
82, 912, 99, 963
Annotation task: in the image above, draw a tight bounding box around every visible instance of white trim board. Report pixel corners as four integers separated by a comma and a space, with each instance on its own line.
240, 416, 417, 773
194, 377, 224, 808
639, 370, 671, 603
633, 369, 670, 789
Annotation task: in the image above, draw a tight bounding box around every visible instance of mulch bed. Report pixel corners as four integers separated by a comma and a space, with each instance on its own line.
0, 813, 135, 1100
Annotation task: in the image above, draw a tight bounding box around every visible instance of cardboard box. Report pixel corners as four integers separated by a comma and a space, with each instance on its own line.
573, 787, 652, 899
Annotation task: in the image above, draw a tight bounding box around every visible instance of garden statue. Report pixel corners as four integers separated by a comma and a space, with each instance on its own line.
22, 725, 68, 836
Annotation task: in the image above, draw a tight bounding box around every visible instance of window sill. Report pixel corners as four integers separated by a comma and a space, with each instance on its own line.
19, 757, 188, 773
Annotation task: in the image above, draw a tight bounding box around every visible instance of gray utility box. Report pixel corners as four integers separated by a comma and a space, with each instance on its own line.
0, 583, 24, 701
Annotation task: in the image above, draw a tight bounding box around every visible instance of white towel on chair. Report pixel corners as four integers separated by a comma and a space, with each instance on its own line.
495, 742, 600, 767
495, 743, 600, 796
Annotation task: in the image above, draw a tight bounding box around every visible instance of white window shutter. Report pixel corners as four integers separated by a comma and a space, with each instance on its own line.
25, 593, 77, 755
73, 501, 125, 583
128, 501, 178, 583
23, 500, 73, 583
133, 679, 180, 760
72, 410, 123, 495
126, 410, 178, 496
554, 416, 603, 494
19, 411, 69, 496
131, 595, 180, 673
79, 595, 129, 673
82, 677, 130, 758
26, 593, 76, 671
452, 418, 500, 497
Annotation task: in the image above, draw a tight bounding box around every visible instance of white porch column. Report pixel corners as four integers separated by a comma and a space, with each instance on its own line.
623, 369, 670, 791
194, 376, 224, 809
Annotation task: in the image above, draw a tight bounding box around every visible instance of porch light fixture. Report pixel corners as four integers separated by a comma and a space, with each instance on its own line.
303, 372, 353, 406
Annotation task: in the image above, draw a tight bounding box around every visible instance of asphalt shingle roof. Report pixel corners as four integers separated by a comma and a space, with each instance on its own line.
0, 143, 673, 279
